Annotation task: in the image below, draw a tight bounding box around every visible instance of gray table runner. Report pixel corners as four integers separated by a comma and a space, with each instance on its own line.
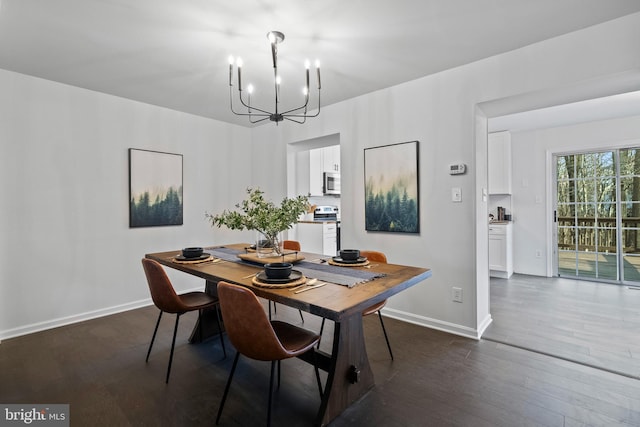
205, 247, 383, 288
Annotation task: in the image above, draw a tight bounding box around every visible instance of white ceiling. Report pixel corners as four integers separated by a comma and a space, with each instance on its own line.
489, 90, 640, 133
0, 0, 639, 128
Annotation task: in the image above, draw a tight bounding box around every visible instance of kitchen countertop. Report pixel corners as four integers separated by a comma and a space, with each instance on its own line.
298, 220, 339, 224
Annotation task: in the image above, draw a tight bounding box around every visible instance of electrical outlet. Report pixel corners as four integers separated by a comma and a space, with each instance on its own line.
452, 287, 463, 303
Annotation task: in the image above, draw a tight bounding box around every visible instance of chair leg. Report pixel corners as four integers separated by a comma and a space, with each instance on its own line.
216, 351, 240, 425
166, 313, 182, 383
270, 301, 303, 323
146, 310, 163, 363
268, 360, 276, 427
377, 311, 394, 360
213, 305, 227, 358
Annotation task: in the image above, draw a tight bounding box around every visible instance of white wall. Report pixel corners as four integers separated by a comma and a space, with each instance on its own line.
251, 12, 640, 338
511, 115, 640, 276
0, 70, 252, 339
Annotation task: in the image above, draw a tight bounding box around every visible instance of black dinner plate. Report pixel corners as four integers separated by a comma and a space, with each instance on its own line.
332, 256, 368, 264
175, 254, 211, 261
256, 270, 303, 284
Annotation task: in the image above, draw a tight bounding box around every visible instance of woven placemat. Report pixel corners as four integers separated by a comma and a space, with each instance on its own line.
172, 255, 214, 264
328, 258, 370, 267
252, 274, 307, 289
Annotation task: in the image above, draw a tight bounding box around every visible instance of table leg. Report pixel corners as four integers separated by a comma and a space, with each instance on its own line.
315, 313, 374, 426
189, 280, 222, 343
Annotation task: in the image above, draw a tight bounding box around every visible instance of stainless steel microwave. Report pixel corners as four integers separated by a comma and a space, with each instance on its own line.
323, 172, 340, 195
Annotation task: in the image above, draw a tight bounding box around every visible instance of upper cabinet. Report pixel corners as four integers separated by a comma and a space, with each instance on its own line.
323, 145, 340, 173
488, 131, 512, 195
309, 145, 341, 196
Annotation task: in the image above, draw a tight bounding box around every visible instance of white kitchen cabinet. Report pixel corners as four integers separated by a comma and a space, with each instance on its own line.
309, 148, 324, 196
309, 145, 341, 196
323, 145, 340, 173
488, 131, 512, 195
489, 223, 513, 278
296, 221, 337, 256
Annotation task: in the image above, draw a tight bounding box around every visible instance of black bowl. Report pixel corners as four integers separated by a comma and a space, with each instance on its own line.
264, 262, 293, 279
340, 249, 360, 261
182, 247, 204, 259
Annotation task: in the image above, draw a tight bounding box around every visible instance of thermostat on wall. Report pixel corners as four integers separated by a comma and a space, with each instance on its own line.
449, 163, 466, 175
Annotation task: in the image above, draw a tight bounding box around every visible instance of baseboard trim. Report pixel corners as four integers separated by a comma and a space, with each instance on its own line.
0, 298, 149, 341
382, 307, 486, 340
0, 285, 211, 341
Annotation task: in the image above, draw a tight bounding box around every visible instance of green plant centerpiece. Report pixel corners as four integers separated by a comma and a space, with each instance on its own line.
206, 188, 309, 256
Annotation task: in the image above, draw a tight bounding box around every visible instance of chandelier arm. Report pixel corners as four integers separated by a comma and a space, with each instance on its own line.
238, 90, 273, 116
283, 116, 307, 124
230, 86, 269, 118
280, 91, 322, 118
279, 98, 310, 116
279, 86, 321, 116
249, 116, 272, 124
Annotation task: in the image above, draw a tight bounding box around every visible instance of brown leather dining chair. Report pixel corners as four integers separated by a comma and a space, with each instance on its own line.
215, 281, 322, 427
283, 240, 301, 251
318, 250, 394, 360
141, 258, 226, 383
270, 240, 304, 322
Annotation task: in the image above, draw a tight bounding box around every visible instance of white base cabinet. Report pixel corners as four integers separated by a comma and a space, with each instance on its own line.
296, 222, 337, 257
489, 223, 513, 278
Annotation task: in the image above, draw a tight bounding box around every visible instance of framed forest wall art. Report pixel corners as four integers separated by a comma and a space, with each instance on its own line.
364, 140, 419, 233
129, 148, 183, 227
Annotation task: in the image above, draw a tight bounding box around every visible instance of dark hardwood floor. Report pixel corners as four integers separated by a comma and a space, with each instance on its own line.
2, 295, 640, 426
484, 273, 640, 380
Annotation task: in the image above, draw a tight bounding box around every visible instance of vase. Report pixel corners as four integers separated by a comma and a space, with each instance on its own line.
255, 230, 283, 258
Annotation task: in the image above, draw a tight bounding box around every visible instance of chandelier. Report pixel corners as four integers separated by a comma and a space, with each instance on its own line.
228, 31, 321, 124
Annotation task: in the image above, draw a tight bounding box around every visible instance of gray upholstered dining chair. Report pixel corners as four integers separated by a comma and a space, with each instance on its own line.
141, 258, 226, 383
215, 281, 323, 427
318, 250, 394, 359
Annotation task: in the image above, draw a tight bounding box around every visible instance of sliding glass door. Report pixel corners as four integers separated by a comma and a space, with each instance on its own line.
555, 148, 640, 284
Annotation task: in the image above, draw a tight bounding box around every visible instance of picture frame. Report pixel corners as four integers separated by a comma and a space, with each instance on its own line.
364, 141, 419, 233
129, 148, 183, 227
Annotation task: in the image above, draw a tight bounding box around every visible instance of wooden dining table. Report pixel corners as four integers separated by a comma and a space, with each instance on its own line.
145, 243, 431, 426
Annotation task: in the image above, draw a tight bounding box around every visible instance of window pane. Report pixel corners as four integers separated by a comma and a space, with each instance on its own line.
558, 227, 575, 249
597, 203, 616, 219
557, 179, 574, 203
596, 178, 616, 202
619, 177, 640, 202
620, 148, 640, 176
576, 179, 595, 202
576, 203, 595, 219
557, 156, 572, 180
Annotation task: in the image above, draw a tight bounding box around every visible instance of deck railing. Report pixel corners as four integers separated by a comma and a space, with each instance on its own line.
557, 217, 640, 253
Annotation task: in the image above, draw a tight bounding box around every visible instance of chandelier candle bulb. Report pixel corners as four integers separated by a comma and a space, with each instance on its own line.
316, 60, 321, 89
305, 59, 310, 90
236, 58, 243, 91
228, 56, 234, 86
